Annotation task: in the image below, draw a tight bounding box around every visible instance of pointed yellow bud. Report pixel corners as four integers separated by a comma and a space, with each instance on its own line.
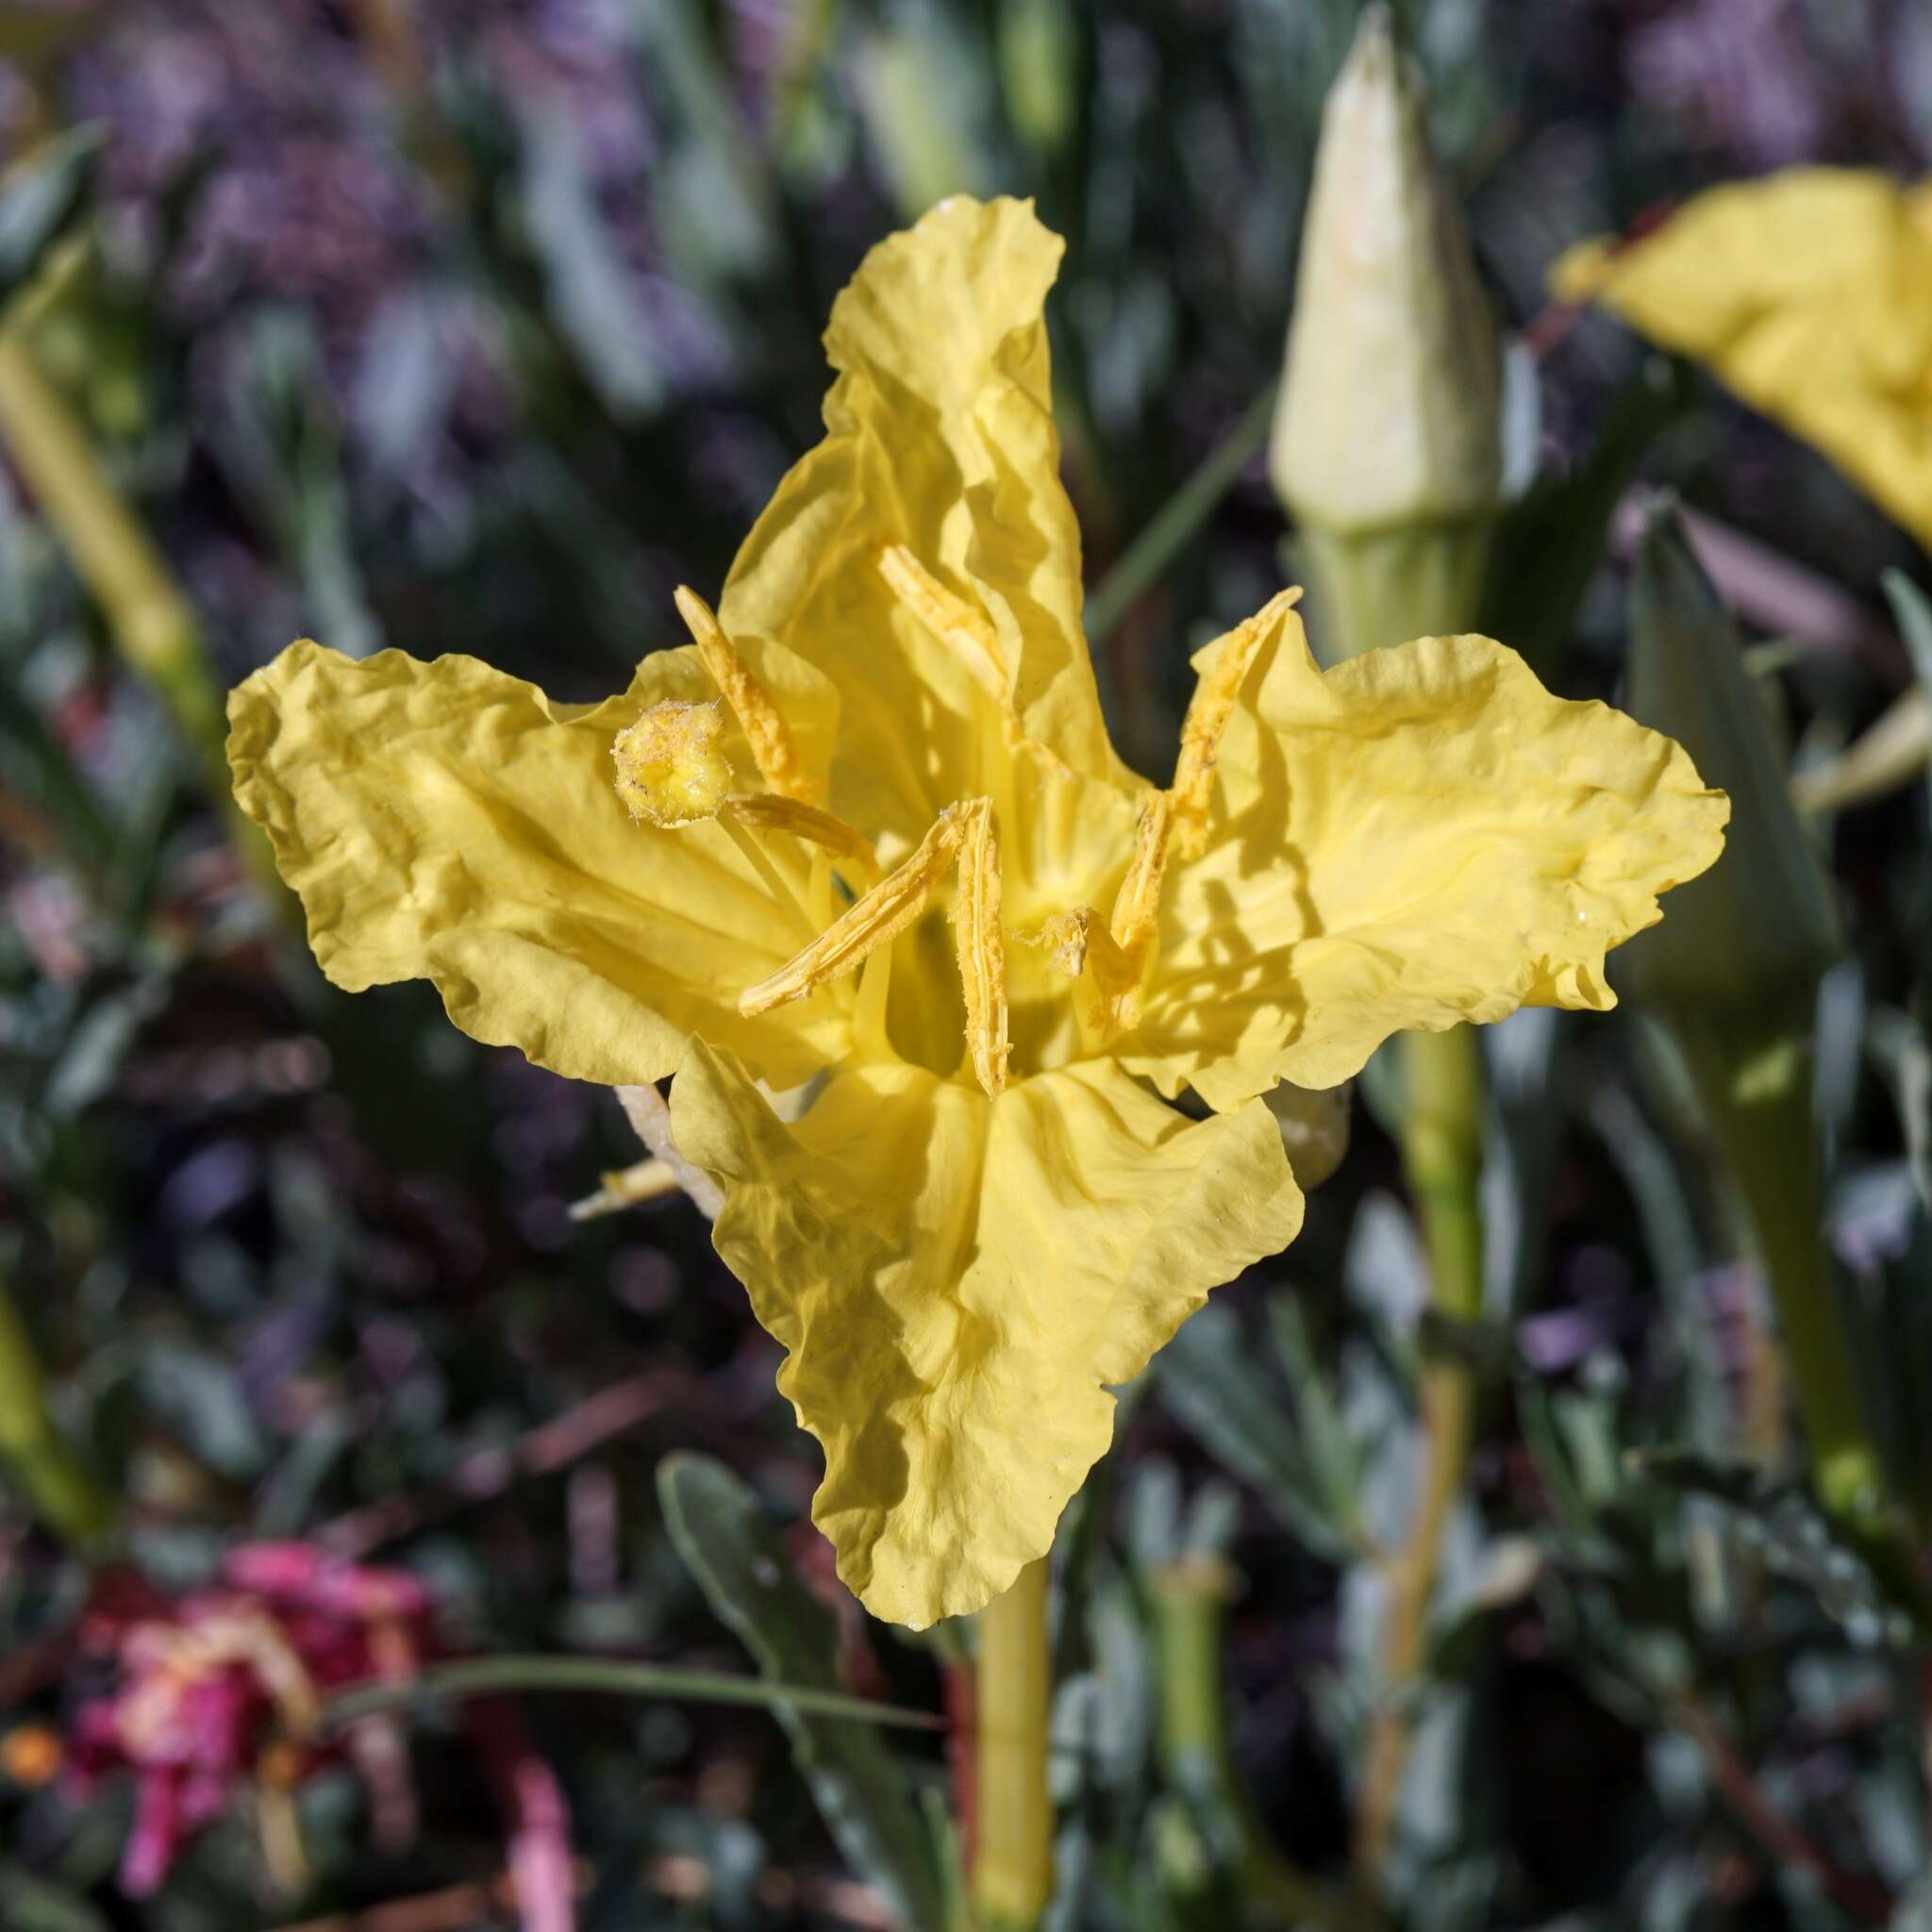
1271, 4, 1500, 540
611, 700, 733, 827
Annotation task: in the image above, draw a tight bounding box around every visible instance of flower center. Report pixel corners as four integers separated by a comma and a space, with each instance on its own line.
614, 573, 1301, 1097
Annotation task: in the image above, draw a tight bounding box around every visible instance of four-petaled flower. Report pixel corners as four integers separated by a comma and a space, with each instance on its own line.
230, 196, 1727, 1628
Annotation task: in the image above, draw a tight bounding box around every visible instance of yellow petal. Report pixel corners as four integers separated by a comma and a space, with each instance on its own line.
1552, 170, 1932, 547
717, 194, 1131, 843
1124, 607, 1728, 1110
670, 1043, 1304, 1627
228, 640, 852, 1091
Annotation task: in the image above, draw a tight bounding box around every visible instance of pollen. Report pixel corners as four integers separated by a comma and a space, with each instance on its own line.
675, 585, 811, 802
1170, 587, 1302, 858
612, 700, 734, 827
951, 799, 1009, 1095
878, 546, 1008, 706
739, 803, 970, 1018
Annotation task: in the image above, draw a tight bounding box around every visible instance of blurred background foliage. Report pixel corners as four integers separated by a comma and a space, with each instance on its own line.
2, 0, 1932, 1927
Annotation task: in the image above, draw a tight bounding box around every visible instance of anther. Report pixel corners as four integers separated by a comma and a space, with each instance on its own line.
950, 799, 1009, 1095
674, 585, 811, 802
612, 700, 732, 826
725, 793, 881, 888
1029, 907, 1137, 994
877, 546, 1008, 705
740, 804, 970, 1018
1110, 791, 1174, 962
1170, 587, 1303, 858
1100, 791, 1175, 1031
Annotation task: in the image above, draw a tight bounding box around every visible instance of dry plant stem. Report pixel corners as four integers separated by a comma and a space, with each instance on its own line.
974, 1557, 1053, 1929
0, 1272, 112, 1546
0, 326, 287, 908
1353, 1022, 1484, 1884
1674, 1694, 1893, 1924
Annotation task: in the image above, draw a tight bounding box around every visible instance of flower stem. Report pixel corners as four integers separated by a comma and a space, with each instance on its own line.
973, 1557, 1053, 1929
1670, 1008, 1898, 1549
0, 1272, 112, 1547
1154, 1559, 1343, 1926
1354, 1024, 1486, 1883
0, 321, 287, 911
1300, 514, 1494, 1895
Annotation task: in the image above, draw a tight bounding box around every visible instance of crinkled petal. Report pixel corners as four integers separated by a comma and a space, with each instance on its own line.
718, 194, 1131, 844
228, 640, 849, 1090
1124, 608, 1728, 1110
671, 1043, 1304, 1626
1552, 170, 1932, 547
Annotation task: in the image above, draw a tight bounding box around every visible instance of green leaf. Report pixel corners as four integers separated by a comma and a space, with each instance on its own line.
658, 1452, 948, 1931
1881, 568, 1932, 824
1633, 1448, 1925, 1641
0, 1864, 108, 1932
1476, 356, 1692, 676
1621, 501, 1843, 1011
1154, 1303, 1354, 1563
323, 1655, 942, 1731
0, 125, 104, 308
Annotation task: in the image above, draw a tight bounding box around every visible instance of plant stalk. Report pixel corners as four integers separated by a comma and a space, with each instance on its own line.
0, 1273, 112, 1546
1154, 1559, 1341, 1925
1306, 528, 1493, 1890
1354, 1024, 1485, 1883
973, 1557, 1053, 1929
1671, 1009, 1893, 1543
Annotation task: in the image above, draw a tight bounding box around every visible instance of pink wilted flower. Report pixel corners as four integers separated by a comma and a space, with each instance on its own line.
61, 1542, 575, 1926
65, 1543, 436, 1896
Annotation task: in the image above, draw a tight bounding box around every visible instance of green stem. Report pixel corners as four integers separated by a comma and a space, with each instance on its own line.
323, 1656, 945, 1731
1304, 513, 1494, 1893
1084, 383, 1278, 650
0, 1274, 112, 1546
1294, 522, 1493, 671
1354, 1025, 1485, 1883
1154, 1560, 1344, 1926
973, 1557, 1054, 1930
1670, 1009, 1894, 1543
0, 323, 288, 912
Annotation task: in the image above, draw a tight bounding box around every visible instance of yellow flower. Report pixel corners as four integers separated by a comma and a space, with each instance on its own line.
230, 196, 1727, 1628
1552, 169, 1932, 547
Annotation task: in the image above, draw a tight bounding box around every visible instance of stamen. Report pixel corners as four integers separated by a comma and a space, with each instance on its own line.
726, 793, 881, 888
612, 700, 732, 826
1109, 791, 1174, 961
1028, 907, 1137, 993
674, 585, 811, 802
878, 546, 1008, 705
1170, 587, 1303, 858
740, 804, 970, 1017
950, 799, 1008, 1095
1101, 791, 1175, 1031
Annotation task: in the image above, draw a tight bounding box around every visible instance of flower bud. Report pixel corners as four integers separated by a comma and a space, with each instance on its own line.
1619, 502, 1840, 1016
1271, 5, 1501, 542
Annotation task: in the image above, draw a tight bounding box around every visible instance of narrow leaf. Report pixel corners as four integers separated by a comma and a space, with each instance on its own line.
658, 1452, 948, 1931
